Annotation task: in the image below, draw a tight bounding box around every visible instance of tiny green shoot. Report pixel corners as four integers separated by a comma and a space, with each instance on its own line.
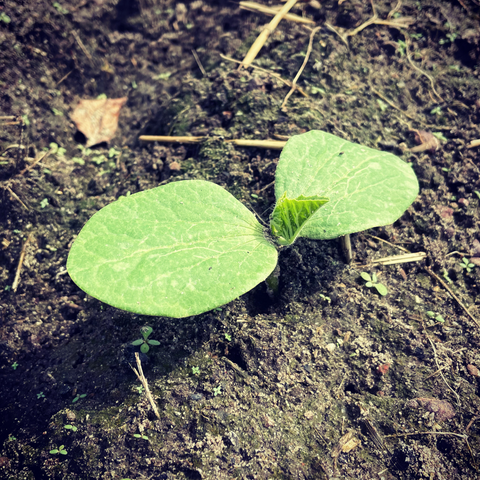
37, 391, 45, 399
64, 425, 78, 432
72, 393, 87, 403
134, 385, 144, 394
442, 269, 453, 284
426, 311, 445, 323
460, 257, 475, 273
0, 12, 11, 23
50, 445, 67, 455
192, 366, 200, 375
224, 333, 232, 341
213, 385, 222, 397
360, 272, 388, 296
67, 130, 418, 318
133, 433, 148, 440
131, 326, 160, 353
11, 362, 19, 370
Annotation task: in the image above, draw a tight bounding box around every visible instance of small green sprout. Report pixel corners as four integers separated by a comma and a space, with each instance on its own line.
53, 2, 69, 14
442, 269, 453, 284
72, 393, 87, 403
133, 433, 148, 440
7, 435, 16, 442
319, 293, 331, 304
224, 333, 232, 341
11, 362, 19, 370
50, 445, 67, 455
213, 385, 222, 397
64, 424, 78, 432
460, 257, 475, 274
426, 311, 445, 323
430, 106, 442, 116
0, 12, 11, 23
37, 391, 45, 399
134, 385, 144, 394
131, 326, 160, 353
52, 108, 64, 116
40, 198, 49, 209
191, 366, 200, 375
360, 272, 388, 296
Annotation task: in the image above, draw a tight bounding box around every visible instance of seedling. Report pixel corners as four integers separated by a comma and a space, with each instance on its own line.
11, 362, 18, 370
213, 385, 222, 397
361, 272, 388, 296
37, 391, 45, 399
64, 424, 78, 432
134, 385, 144, 394
72, 393, 87, 403
50, 445, 67, 455
460, 257, 475, 274
133, 433, 148, 440
426, 311, 445, 323
67, 130, 418, 318
224, 333, 232, 341
131, 326, 160, 353
192, 366, 200, 375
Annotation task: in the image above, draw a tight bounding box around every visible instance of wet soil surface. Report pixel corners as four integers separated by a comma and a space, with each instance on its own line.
1, 0, 480, 478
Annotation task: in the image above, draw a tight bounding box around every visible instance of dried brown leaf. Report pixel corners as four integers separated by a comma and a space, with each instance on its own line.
71, 97, 127, 147
408, 130, 440, 153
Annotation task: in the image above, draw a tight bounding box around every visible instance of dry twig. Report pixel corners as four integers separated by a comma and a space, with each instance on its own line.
239, 0, 298, 69
220, 54, 308, 96
12, 233, 33, 292
240, 1, 314, 25
281, 26, 321, 109
131, 352, 161, 419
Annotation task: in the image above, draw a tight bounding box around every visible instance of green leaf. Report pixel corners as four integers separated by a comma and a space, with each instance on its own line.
360, 272, 371, 282
275, 131, 419, 240
148, 340, 160, 346
67, 180, 277, 317
270, 193, 329, 245
140, 343, 150, 353
131, 339, 144, 346
374, 283, 388, 296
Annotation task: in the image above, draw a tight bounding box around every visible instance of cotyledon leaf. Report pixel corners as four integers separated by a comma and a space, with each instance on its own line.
67, 180, 278, 318
275, 130, 419, 240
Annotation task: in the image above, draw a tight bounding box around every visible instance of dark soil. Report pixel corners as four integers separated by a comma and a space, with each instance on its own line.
1, 0, 480, 479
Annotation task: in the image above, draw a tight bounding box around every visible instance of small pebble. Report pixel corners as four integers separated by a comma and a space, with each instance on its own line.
467, 364, 480, 377
326, 343, 336, 353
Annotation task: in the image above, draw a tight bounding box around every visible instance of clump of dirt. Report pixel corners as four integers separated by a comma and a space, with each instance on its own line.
1, 0, 480, 479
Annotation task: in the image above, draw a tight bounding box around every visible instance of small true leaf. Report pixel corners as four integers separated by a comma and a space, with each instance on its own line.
270, 193, 329, 245
131, 339, 144, 346
275, 131, 419, 240
67, 181, 277, 317
148, 340, 160, 346
140, 343, 150, 353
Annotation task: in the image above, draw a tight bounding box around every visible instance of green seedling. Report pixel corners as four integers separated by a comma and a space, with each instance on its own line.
133, 433, 148, 440
134, 385, 144, 394
37, 391, 45, 399
319, 293, 331, 304
67, 130, 418, 318
442, 269, 453, 284
50, 445, 67, 455
361, 272, 388, 296
192, 366, 200, 375
11, 362, 18, 370
64, 424, 78, 432
72, 393, 87, 403
0, 12, 11, 23
460, 257, 475, 273
213, 385, 222, 397
131, 326, 160, 353
426, 311, 445, 323
224, 333, 232, 341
